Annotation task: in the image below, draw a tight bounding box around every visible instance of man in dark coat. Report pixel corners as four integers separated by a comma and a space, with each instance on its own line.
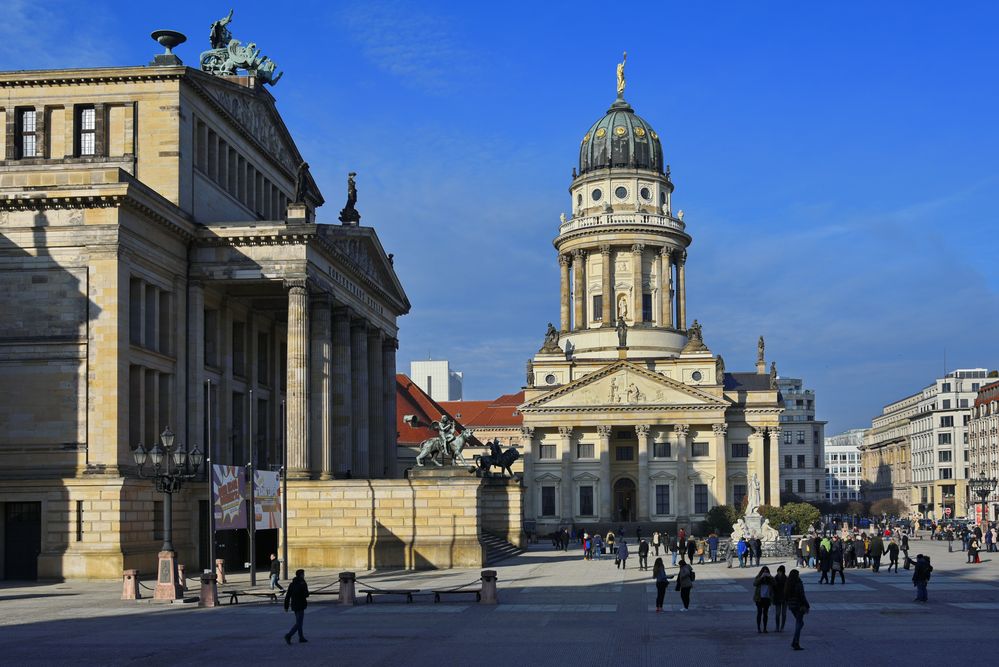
686, 536, 697, 562
830, 537, 846, 584
912, 554, 932, 602
870, 534, 885, 573
283, 569, 310, 644
886, 540, 900, 573
752, 537, 763, 567
638, 538, 650, 570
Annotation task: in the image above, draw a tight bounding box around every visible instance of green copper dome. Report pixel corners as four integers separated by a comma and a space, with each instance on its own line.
578, 98, 664, 175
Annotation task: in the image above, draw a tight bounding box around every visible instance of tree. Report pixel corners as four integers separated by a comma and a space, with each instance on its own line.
870, 497, 907, 518
846, 501, 865, 517
705, 505, 739, 535
782, 502, 821, 533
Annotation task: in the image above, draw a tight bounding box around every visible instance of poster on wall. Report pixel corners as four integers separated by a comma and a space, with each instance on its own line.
254, 470, 282, 530
212, 464, 247, 530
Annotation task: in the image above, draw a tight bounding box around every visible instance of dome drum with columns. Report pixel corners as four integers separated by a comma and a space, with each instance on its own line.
518, 59, 784, 534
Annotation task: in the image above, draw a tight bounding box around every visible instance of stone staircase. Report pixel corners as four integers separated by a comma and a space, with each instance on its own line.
480, 531, 525, 565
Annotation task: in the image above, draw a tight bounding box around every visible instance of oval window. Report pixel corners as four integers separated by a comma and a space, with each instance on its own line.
545, 374, 557, 385
691, 371, 703, 382
640, 187, 651, 201
615, 186, 628, 200
591, 189, 602, 202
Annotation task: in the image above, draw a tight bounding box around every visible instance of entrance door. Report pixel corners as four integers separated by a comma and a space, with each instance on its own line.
613, 479, 636, 523
4, 502, 41, 580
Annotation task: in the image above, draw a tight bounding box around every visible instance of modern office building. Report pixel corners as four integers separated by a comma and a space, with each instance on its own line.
776, 377, 826, 503
410, 359, 463, 401
824, 429, 866, 504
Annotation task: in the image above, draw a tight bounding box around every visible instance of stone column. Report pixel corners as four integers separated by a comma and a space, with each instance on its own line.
600, 245, 613, 326
382, 337, 398, 478
521, 427, 535, 519
636, 424, 651, 521
768, 427, 782, 506
677, 249, 687, 330
559, 254, 571, 333
367, 328, 385, 478
309, 294, 332, 479
186, 280, 205, 458
598, 425, 612, 520
285, 280, 310, 478
661, 248, 673, 329
748, 428, 766, 510
572, 249, 586, 330
631, 244, 644, 323
559, 427, 574, 520
350, 318, 370, 478
674, 424, 690, 520
331, 307, 353, 477
654, 250, 664, 326
713, 423, 728, 507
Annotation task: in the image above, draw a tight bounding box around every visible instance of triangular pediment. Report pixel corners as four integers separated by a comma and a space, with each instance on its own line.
521, 361, 727, 412
315, 225, 410, 313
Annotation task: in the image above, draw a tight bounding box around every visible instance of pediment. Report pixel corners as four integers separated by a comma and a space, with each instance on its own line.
536, 472, 562, 483
521, 361, 727, 412
573, 472, 600, 482
316, 225, 411, 314
650, 471, 677, 481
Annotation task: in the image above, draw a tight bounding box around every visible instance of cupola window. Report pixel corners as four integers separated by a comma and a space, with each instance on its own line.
614, 186, 628, 200
591, 189, 602, 202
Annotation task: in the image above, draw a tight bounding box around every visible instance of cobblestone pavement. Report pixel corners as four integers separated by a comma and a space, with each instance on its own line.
2, 534, 998, 665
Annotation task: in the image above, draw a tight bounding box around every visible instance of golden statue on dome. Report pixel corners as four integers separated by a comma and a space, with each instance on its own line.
616, 51, 627, 97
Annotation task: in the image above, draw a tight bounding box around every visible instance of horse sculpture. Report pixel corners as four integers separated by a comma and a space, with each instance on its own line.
415, 428, 474, 467
476, 446, 521, 478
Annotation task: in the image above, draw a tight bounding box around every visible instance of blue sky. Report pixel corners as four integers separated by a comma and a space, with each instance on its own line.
7, 1, 998, 434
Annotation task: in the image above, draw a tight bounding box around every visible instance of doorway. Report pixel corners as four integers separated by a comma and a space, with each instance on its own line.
4, 502, 41, 580
613, 478, 636, 523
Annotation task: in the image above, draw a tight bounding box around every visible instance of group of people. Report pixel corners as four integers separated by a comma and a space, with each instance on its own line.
794, 530, 912, 582
735, 536, 763, 567
749, 566, 810, 649
567, 527, 723, 568
941, 523, 996, 564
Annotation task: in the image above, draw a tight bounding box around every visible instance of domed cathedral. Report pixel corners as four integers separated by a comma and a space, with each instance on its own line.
519, 55, 783, 534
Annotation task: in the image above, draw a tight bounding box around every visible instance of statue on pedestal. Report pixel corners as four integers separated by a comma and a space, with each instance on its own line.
748, 472, 762, 516
616, 316, 628, 348
540, 322, 562, 353
339, 172, 360, 225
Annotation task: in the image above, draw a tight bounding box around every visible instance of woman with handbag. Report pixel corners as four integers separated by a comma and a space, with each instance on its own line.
676, 559, 695, 611
651, 557, 674, 612
784, 569, 809, 650
753, 566, 775, 633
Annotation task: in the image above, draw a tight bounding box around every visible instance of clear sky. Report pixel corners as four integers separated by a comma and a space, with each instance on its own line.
7, 0, 998, 434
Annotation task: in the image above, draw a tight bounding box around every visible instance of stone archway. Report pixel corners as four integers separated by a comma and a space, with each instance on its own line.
613, 478, 636, 523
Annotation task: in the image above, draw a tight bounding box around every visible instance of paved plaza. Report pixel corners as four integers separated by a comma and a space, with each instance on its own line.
2, 534, 998, 665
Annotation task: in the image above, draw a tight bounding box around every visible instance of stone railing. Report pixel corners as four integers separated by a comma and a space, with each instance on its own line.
558, 212, 686, 235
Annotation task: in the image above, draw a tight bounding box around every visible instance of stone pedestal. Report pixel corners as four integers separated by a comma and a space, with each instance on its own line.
338, 571, 356, 605
121, 569, 140, 600
153, 550, 182, 601
215, 558, 226, 584
198, 573, 219, 608
480, 569, 498, 604
408, 466, 476, 479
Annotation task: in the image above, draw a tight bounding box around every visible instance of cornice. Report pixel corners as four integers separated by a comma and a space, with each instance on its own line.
0, 65, 186, 88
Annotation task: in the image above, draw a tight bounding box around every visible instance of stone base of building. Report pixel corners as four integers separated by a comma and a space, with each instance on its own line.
286, 471, 523, 571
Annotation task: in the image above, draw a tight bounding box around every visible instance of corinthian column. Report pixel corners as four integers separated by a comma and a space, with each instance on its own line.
521, 427, 536, 519
661, 248, 674, 329
350, 318, 370, 477
285, 280, 310, 478
367, 328, 385, 478
309, 294, 332, 479
713, 423, 728, 506
768, 427, 782, 506
187, 280, 205, 459
598, 425, 612, 520
572, 249, 586, 330
677, 249, 687, 330
331, 307, 353, 477
674, 424, 690, 519
559, 254, 571, 333
632, 244, 644, 323
559, 426, 574, 520
637, 424, 651, 520
382, 337, 398, 478
600, 245, 613, 326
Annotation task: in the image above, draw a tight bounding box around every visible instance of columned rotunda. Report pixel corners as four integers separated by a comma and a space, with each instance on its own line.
520, 73, 783, 532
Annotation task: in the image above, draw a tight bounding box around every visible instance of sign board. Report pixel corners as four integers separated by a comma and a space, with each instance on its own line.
212, 464, 247, 529
944, 507, 952, 517
254, 470, 282, 530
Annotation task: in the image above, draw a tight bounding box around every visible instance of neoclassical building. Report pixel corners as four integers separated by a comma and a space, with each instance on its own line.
520, 77, 783, 532
0, 40, 408, 579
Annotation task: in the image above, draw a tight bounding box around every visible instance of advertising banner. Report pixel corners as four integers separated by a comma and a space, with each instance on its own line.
254, 470, 282, 530
212, 464, 247, 530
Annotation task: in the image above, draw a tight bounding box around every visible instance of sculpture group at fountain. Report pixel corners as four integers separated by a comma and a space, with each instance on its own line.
730, 472, 780, 543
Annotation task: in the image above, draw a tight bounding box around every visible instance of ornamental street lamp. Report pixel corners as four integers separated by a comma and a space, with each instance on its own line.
133, 427, 203, 600
970, 472, 997, 529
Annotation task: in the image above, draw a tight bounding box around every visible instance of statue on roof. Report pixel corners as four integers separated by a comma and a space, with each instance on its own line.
292, 161, 309, 204
540, 322, 561, 353
688, 319, 703, 342
770, 361, 778, 389
339, 172, 361, 225
616, 51, 628, 97
201, 9, 283, 86
616, 316, 628, 348
758, 336, 765, 366
209, 9, 234, 49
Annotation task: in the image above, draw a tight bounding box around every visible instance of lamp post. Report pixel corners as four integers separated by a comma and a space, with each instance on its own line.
133, 426, 203, 600
969, 472, 997, 530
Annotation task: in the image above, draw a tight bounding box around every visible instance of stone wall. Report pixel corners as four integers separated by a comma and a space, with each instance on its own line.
285, 472, 523, 570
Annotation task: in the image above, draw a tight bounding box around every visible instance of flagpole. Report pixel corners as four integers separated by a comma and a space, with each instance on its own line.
281, 398, 288, 580
207, 379, 216, 576
248, 388, 256, 587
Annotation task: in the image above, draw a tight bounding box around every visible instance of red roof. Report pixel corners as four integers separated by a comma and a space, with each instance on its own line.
396, 374, 449, 446
439, 391, 524, 429
395, 377, 523, 447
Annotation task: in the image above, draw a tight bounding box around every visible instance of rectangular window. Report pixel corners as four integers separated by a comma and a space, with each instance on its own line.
814, 479, 820, 493
938, 433, 952, 445
257, 333, 270, 384
796, 430, 805, 444
75, 500, 84, 542
204, 309, 219, 367
77, 106, 96, 156
960, 399, 968, 408
694, 484, 708, 514
653, 441, 671, 458
655, 484, 671, 515
797, 454, 805, 468
153, 500, 164, 540
539, 444, 557, 460
784, 455, 792, 469
942, 399, 951, 409
579, 486, 594, 516
785, 479, 793, 493
797, 479, 805, 493
814, 455, 820, 468
783, 431, 792, 445
938, 450, 952, 462
731, 442, 749, 458
964, 415, 971, 426
642, 293, 653, 322
942, 383, 951, 392
576, 443, 594, 459
592, 294, 603, 321
691, 442, 709, 457
940, 416, 954, 427
231, 392, 244, 464
733, 484, 747, 507
940, 468, 953, 480
541, 487, 556, 516
16, 108, 37, 158
616, 446, 634, 461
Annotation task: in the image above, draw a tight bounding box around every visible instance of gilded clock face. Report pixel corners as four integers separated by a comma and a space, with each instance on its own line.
634, 127, 646, 137
614, 126, 626, 137
595, 128, 607, 138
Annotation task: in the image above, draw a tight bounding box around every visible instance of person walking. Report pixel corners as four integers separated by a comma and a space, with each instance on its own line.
269, 553, 284, 592
638, 538, 650, 570
753, 566, 775, 633
901, 533, 910, 568
752, 537, 763, 567
946, 527, 954, 552
870, 533, 885, 573
686, 536, 697, 563
831, 537, 845, 584
652, 557, 673, 612
785, 569, 809, 650
594, 533, 604, 560
607, 531, 616, 558
283, 569, 310, 645
652, 531, 662, 557
737, 537, 748, 568
696, 538, 707, 565
617, 538, 629, 569
773, 565, 788, 632
670, 535, 679, 566
708, 533, 719, 563
968, 535, 981, 564
856, 534, 867, 568
676, 559, 694, 611
817, 540, 832, 584
912, 554, 933, 602
886, 539, 900, 573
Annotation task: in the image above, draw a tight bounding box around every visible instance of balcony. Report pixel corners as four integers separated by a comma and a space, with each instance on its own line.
557, 212, 686, 236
